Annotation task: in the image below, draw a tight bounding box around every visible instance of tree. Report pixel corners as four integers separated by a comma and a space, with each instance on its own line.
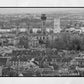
49, 30, 53, 34
80, 35, 84, 50
69, 34, 81, 51
39, 39, 44, 44
18, 35, 29, 49
37, 30, 42, 33
30, 29, 33, 33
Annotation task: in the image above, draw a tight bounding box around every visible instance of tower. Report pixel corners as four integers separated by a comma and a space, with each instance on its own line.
54, 18, 61, 33
41, 14, 47, 34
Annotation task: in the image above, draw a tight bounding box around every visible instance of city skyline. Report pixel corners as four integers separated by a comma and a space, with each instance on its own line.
0, 8, 84, 14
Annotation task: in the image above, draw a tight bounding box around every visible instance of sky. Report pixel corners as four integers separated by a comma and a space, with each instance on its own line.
0, 8, 84, 14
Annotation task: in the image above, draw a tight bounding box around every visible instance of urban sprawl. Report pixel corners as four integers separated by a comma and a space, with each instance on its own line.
0, 13, 84, 77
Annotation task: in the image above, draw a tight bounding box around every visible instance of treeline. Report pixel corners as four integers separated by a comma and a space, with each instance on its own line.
46, 32, 84, 51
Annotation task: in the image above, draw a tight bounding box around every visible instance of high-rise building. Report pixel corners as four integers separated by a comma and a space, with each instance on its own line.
54, 18, 61, 33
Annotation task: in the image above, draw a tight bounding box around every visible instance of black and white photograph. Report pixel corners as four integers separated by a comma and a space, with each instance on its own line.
0, 7, 84, 77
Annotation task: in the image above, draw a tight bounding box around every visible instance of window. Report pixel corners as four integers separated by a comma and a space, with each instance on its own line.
43, 36, 45, 40
37, 36, 38, 39
52, 59, 56, 62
